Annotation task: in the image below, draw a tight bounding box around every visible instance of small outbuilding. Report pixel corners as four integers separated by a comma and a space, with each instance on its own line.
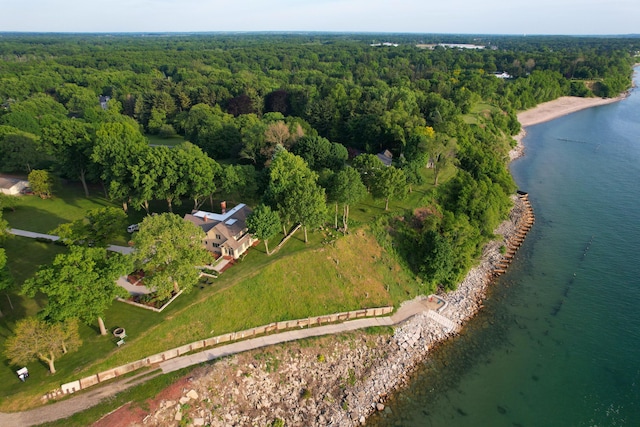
0, 176, 29, 195
377, 149, 393, 167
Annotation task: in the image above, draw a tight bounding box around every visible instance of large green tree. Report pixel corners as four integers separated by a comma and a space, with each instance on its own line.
329, 166, 367, 233
246, 204, 281, 255
285, 178, 327, 243
0, 133, 45, 173
92, 120, 148, 212
173, 142, 221, 211
219, 164, 258, 204
131, 213, 209, 300
372, 166, 407, 211
40, 119, 95, 197
352, 153, 384, 191
23, 246, 132, 335
266, 150, 327, 241
128, 146, 170, 214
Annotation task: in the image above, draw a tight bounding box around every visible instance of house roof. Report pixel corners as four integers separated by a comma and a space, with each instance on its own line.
0, 176, 27, 190
377, 149, 393, 167
184, 204, 252, 244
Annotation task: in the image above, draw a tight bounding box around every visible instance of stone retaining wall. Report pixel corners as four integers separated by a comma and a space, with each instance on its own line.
59, 306, 393, 397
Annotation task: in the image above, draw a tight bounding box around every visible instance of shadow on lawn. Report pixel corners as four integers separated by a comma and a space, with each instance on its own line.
4, 203, 74, 233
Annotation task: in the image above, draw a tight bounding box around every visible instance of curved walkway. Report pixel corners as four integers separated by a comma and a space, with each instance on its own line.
0, 297, 444, 426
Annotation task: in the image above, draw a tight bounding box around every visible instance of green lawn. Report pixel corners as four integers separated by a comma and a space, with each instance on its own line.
0, 225, 420, 411
463, 102, 502, 124
348, 162, 457, 227
0, 169, 435, 411
4, 183, 118, 234
86, 228, 418, 372
2, 183, 204, 245
146, 134, 185, 147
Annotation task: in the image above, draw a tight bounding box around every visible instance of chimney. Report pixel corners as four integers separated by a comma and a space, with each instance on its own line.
221, 201, 226, 214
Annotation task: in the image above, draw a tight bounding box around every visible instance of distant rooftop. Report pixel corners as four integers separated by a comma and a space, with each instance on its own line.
416, 43, 485, 50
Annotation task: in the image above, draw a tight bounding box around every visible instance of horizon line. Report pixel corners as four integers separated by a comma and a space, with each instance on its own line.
1, 31, 639, 38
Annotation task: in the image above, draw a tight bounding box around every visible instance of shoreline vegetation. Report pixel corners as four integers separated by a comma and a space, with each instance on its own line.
1, 33, 637, 426
92, 94, 629, 427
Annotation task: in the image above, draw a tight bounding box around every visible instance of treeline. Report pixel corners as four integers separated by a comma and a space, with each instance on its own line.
0, 33, 636, 290
1, 34, 636, 157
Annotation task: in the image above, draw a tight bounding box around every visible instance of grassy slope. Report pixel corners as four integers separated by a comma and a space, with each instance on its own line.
0, 226, 420, 410
0, 162, 451, 410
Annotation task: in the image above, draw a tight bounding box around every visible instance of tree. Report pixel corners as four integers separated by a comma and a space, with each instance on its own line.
329, 167, 367, 233
265, 150, 325, 239
51, 207, 127, 247
173, 142, 221, 211
219, 164, 259, 203
237, 114, 267, 165
0, 193, 18, 212
246, 204, 281, 255
291, 135, 347, 171
92, 120, 148, 212
22, 246, 132, 335
4, 317, 81, 374
40, 120, 95, 197
372, 166, 407, 210
352, 154, 384, 191
264, 89, 290, 115
0, 248, 15, 317
264, 121, 291, 148
129, 146, 165, 214
28, 169, 53, 199
419, 211, 482, 290
131, 213, 209, 300
286, 178, 327, 243
0, 209, 8, 240
430, 137, 456, 187
0, 133, 45, 173
227, 94, 255, 116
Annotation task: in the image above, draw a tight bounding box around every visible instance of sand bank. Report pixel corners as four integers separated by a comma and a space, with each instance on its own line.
510, 95, 626, 161
517, 95, 625, 127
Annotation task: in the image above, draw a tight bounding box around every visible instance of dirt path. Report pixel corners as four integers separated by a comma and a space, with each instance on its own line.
0, 370, 162, 426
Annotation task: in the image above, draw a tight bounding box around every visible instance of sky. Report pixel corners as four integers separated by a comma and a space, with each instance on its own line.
1, 0, 638, 35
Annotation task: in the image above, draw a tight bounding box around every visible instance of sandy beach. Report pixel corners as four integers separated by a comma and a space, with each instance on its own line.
517, 95, 624, 127
510, 95, 626, 160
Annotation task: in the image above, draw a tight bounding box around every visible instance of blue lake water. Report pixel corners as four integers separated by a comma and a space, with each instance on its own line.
368, 67, 640, 427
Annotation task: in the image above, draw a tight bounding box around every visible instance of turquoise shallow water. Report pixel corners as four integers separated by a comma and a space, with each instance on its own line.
368, 67, 640, 427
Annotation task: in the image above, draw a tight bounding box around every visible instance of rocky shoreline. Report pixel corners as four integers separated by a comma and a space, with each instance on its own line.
98, 93, 630, 427
121, 193, 530, 427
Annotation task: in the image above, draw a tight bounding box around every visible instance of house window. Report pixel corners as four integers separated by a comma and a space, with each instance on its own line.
213, 243, 220, 248
215, 234, 221, 240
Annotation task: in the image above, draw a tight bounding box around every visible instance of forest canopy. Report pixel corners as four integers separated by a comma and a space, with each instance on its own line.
0, 33, 637, 288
